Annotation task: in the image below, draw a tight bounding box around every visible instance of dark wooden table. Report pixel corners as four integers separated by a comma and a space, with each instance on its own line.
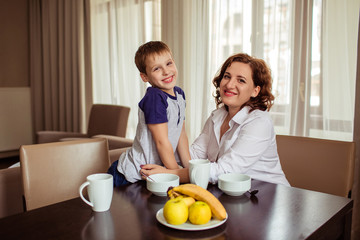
0, 180, 353, 240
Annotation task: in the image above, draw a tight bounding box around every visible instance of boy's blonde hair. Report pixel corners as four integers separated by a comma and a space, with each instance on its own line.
134, 41, 173, 74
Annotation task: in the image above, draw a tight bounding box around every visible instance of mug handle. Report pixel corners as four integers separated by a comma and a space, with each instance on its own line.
79, 181, 93, 207
190, 166, 199, 185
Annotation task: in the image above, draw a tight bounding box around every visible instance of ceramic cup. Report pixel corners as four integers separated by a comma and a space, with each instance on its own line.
79, 173, 113, 212
189, 159, 210, 189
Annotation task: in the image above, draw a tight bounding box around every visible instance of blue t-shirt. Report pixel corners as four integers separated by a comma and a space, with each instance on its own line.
117, 86, 186, 183
139, 86, 185, 125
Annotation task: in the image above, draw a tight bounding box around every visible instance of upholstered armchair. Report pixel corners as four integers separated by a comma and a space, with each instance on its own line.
276, 135, 355, 198
37, 104, 130, 148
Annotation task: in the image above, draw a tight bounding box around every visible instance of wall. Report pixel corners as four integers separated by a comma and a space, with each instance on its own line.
0, 88, 33, 152
0, 0, 33, 154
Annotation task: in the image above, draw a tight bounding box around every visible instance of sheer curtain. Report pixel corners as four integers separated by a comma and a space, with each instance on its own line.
161, 0, 215, 143
90, 0, 160, 138
161, 0, 359, 143
90, 0, 359, 154
90, 0, 359, 143
322, 0, 359, 140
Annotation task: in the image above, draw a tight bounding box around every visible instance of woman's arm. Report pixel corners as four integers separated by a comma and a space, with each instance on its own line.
147, 122, 179, 169
176, 121, 191, 168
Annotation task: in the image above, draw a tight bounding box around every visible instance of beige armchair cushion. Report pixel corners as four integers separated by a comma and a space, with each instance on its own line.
20, 138, 110, 211
276, 135, 355, 197
0, 167, 24, 218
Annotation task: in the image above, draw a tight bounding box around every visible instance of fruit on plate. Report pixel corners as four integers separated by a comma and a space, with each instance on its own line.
163, 197, 189, 225
168, 184, 227, 220
179, 196, 196, 207
188, 201, 212, 225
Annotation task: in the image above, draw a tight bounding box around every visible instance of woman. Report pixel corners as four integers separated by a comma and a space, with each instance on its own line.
141, 53, 290, 186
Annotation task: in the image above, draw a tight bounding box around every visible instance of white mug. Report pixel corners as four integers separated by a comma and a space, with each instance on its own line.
189, 159, 210, 189
79, 173, 113, 212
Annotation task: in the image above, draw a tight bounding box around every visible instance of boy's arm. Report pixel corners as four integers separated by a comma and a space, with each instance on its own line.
176, 121, 191, 168
147, 122, 179, 169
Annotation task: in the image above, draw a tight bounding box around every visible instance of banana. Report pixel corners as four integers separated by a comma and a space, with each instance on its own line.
167, 192, 195, 207
181, 196, 196, 207
168, 184, 227, 220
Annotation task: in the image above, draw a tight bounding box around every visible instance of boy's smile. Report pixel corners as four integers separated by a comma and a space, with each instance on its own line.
140, 51, 178, 96
163, 76, 174, 83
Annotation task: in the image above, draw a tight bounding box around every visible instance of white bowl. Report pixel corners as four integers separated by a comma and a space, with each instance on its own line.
146, 173, 179, 197
218, 173, 251, 196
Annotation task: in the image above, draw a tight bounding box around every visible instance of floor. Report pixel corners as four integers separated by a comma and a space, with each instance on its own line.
0, 156, 20, 169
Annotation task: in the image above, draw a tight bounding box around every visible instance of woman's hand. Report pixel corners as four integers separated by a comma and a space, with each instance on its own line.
140, 164, 167, 180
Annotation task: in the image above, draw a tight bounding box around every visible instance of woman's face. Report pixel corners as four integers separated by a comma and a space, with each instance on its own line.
220, 62, 260, 113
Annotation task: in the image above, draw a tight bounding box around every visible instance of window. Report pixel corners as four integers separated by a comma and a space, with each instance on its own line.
90, 0, 359, 141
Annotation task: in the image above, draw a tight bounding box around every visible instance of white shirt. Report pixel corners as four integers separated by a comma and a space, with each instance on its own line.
190, 106, 290, 186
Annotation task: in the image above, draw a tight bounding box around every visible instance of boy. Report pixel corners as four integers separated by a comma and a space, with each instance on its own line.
108, 41, 191, 186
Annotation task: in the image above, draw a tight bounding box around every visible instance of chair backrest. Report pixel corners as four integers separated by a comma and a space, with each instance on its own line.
87, 104, 130, 138
0, 167, 24, 218
276, 135, 355, 197
20, 138, 110, 211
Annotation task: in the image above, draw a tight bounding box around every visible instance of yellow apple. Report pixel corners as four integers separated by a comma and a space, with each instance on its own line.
163, 197, 189, 225
188, 201, 212, 225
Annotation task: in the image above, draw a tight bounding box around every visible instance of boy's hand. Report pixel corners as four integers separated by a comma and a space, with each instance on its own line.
140, 164, 166, 179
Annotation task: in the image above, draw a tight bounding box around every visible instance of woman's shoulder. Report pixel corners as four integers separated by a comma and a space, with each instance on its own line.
249, 108, 271, 118
235, 107, 273, 126
245, 109, 274, 130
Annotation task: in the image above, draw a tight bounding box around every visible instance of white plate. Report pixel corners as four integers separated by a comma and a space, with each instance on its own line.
156, 208, 227, 231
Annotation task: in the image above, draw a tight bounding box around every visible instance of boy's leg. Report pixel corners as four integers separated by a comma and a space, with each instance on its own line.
107, 160, 130, 187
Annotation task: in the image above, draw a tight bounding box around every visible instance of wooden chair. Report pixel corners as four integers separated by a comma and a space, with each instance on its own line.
0, 167, 24, 218
36, 104, 130, 147
20, 138, 110, 211
276, 135, 355, 198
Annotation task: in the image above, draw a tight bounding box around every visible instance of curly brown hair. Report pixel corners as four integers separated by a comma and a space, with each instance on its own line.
212, 53, 274, 112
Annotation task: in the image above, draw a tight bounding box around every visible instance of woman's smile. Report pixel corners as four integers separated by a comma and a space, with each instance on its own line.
223, 90, 237, 97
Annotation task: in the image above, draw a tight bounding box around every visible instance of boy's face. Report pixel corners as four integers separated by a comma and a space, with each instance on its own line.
140, 51, 177, 96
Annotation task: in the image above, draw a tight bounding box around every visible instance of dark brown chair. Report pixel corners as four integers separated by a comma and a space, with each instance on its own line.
20, 138, 110, 211
36, 104, 130, 145
276, 135, 355, 198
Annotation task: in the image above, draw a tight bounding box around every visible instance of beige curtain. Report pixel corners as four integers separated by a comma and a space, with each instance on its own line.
29, 0, 92, 138
352, 13, 360, 240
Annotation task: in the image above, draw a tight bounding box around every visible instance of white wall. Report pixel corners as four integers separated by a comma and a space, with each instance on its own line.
0, 87, 33, 151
